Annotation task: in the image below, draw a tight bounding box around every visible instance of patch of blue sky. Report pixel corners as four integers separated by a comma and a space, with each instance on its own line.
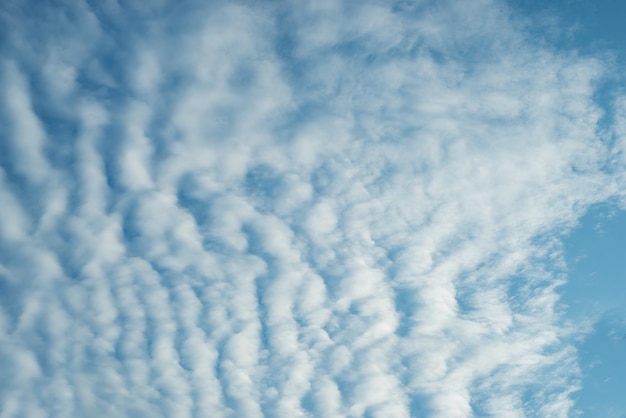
575, 310, 626, 418
563, 204, 626, 319
561, 204, 626, 417
512, 0, 626, 51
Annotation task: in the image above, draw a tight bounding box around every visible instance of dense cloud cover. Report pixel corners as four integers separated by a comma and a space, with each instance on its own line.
1, 0, 626, 417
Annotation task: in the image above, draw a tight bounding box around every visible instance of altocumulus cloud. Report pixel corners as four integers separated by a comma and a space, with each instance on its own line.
1, 0, 625, 417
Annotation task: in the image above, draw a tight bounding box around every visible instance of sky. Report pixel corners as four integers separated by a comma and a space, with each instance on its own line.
0, 0, 625, 417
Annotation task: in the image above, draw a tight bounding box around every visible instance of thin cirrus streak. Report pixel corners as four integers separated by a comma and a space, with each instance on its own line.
0, 0, 624, 417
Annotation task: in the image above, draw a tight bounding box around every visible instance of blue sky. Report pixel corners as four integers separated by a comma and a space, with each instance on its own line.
1, 0, 626, 417
561, 205, 626, 418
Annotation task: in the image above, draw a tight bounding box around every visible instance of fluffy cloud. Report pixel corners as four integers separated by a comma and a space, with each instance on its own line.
0, 0, 624, 417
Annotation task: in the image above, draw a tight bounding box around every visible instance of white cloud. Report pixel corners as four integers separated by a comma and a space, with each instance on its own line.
1, 60, 50, 184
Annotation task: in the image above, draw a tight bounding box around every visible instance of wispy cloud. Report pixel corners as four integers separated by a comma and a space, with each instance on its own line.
1, 0, 624, 416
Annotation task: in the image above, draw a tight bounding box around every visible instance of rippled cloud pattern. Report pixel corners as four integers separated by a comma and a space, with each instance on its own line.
1, 0, 626, 417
